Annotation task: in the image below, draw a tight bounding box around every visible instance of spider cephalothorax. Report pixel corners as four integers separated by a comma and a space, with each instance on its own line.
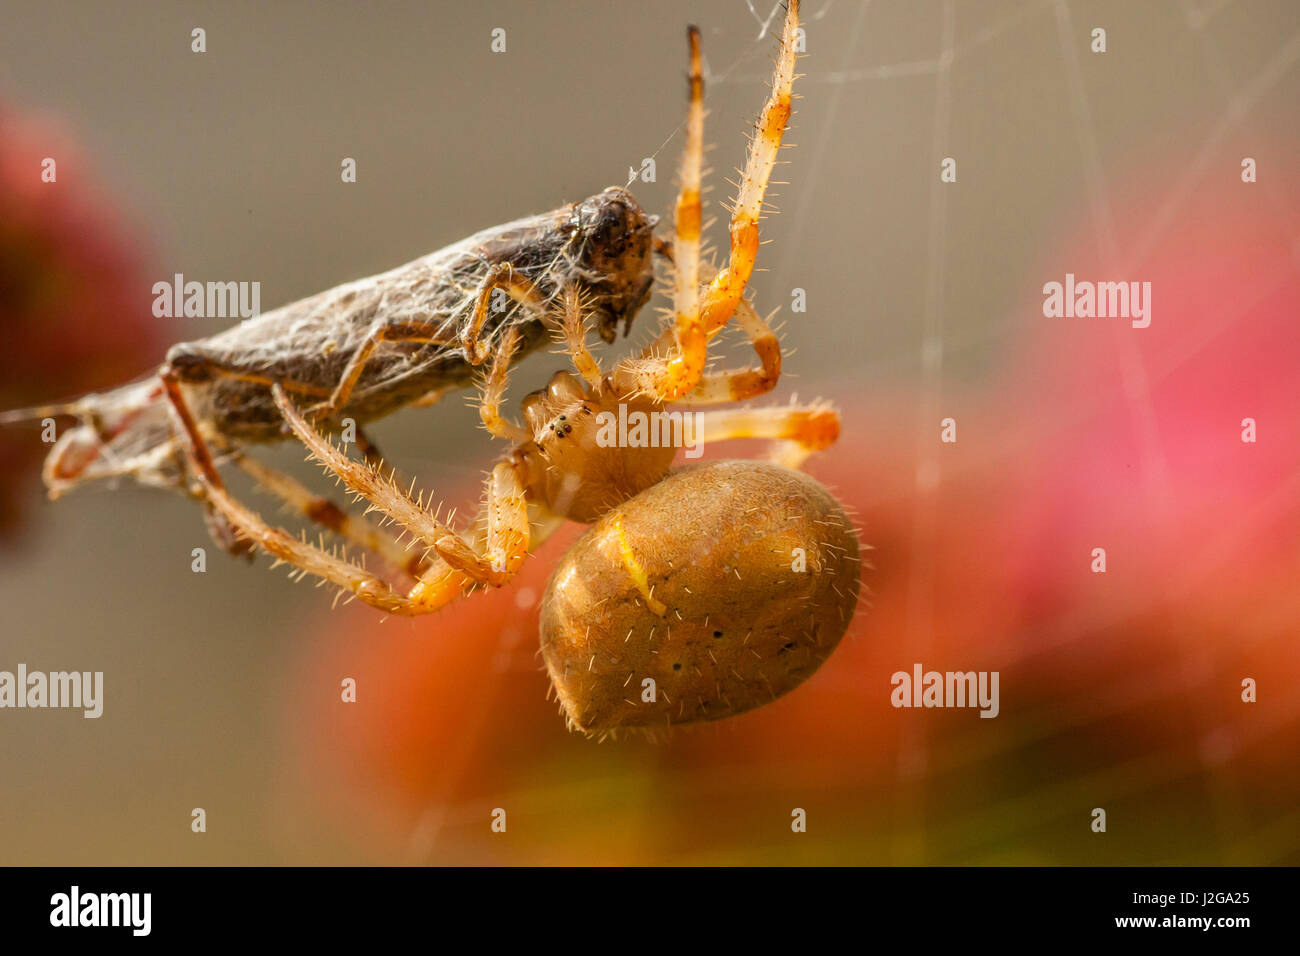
509, 368, 675, 525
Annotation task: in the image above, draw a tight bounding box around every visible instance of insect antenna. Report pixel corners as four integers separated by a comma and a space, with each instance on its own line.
0, 399, 88, 426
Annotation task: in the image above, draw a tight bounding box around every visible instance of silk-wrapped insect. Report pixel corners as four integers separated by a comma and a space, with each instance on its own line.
3, 187, 656, 554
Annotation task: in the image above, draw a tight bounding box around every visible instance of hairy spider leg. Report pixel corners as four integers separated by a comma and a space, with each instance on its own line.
232, 452, 431, 579
615, 0, 800, 403
478, 325, 532, 442
551, 288, 605, 391
275, 386, 530, 583
166, 333, 549, 613
699, 0, 800, 337
194, 425, 546, 615
692, 401, 839, 470
636, 244, 783, 406
614, 23, 705, 402
651, 297, 782, 405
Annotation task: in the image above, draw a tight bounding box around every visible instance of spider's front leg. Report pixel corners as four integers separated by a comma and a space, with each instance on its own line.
198, 477, 442, 614
641, 297, 782, 405
271, 385, 533, 605
231, 452, 431, 580
698, 0, 800, 338
613, 0, 800, 404
694, 401, 840, 470
612, 22, 706, 403
172, 376, 539, 614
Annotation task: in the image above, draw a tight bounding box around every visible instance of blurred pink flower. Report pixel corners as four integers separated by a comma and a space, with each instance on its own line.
0, 104, 163, 539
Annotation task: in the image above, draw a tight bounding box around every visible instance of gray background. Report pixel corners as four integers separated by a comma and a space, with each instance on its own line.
1, 0, 1297, 863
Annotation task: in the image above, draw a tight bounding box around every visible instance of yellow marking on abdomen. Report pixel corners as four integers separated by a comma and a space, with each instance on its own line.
612, 515, 667, 617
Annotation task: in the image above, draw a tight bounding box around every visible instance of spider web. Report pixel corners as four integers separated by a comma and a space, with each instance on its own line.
761, 0, 1300, 864
408, 0, 1300, 863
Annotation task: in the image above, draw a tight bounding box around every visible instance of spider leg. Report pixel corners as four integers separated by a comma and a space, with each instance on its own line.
164, 348, 538, 612
692, 400, 838, 470
232, 452, 430, 579
612, 23, 705, 402
273, 384, 528, 585
199, 477, 445, 614
698, 0, 799, 337
553, 287, 604, 390
188, 408, 539, 615
614, 0, 799, 402
655, 298, 782, 405
402, 490, 565, 613
478, 326, 532, 442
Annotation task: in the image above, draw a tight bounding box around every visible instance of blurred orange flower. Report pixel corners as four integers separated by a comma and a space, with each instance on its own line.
275, 144, 1300, 865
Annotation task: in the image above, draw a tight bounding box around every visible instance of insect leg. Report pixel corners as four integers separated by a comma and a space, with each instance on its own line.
407, 383, 457, 409
461, 262, 549, 365
163, 351, 333, 399
690, 401, 838, 470
159, 367, 255, 558
478, 326, 531, 441
308, 319, 459, 423
159, 369, 223, 488
309, 264, 549, 423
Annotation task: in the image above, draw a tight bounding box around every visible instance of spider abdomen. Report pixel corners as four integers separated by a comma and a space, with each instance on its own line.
539, 459, 862, 734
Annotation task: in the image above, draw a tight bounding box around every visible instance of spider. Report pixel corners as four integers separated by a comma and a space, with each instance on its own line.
173, 0, 864, 733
